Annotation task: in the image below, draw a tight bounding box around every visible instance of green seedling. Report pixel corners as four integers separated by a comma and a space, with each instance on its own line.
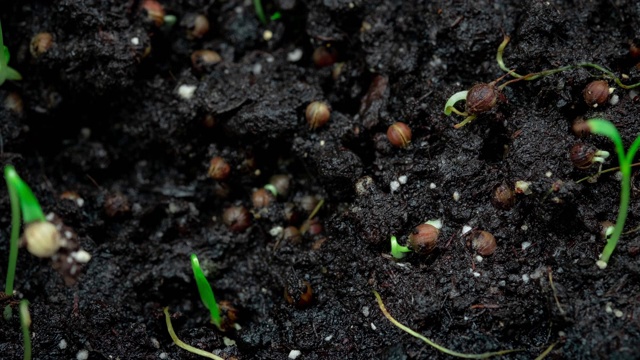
444, 35, 640, 128
3, 166, 46, 320
190, 254, 222, 329
19, 300, 31, 360
253, 0, 268, 25
163, 307, 224, 360
374, 291, 522, 358
390, 236, 412, 259
585, 118, 640, 269
0, 21, 23, 86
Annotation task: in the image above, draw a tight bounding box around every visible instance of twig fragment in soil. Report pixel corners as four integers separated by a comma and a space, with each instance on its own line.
373, 291, 522, 358
163, 307, 225, 360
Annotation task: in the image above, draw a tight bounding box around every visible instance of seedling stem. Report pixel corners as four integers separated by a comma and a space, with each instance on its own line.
586, 118, 640, 269
163, 307, 224, 360
19, 300, 31, 360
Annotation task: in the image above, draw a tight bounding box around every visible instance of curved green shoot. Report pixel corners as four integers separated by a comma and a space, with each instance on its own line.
163, 307, 224, 360
19, 300, 31, 360
443, 91, 469, 116
374, 291, 522, 358
390, 236, 411, 259
190, 254, 221, 329
586, 118, 640, 269
4, 166, 46, 320
0, 21, 23, 86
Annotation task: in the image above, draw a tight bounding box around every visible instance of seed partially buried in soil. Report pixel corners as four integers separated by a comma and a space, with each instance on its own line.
386, 122, 412, 148
23, 221, 62, 258
491, 182, 515, 210
467, 230, 497, 256
208, 156, 230, 180
408, 223, 439, 255
465, 82, 504, 115
222, 206, 251, 232
305, 101, 331, 130
583, 80, 612, 108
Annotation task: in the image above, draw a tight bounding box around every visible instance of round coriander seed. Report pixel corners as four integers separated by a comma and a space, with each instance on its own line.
208, 156, 230, 180
583, 80, 611, 108
386, 122, 412, 148
408, 223, 439, 255
222, 206, 251, 232
305, 101, 331, 130
467, 230, 497, 256
466, 83, 503, 114
24, 221, 62, 258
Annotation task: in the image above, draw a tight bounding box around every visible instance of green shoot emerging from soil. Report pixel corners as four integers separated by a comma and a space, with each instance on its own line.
3, 166, 46, 320
190, 254, 222, 329
585, 118, 640, 269
0, 21, 22, 86
163, 307, 224, 360
390, 236, 411, 259
19, 300, 31, 360
374, 291, 522, 358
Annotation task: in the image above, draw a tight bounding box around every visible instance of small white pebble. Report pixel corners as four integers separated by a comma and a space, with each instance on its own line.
464, 316, 469, 321
58, 339, 67, 349
362, 306, 370, 317
159, 353, 169, 360
473, 272, 481, 277
263, 30, 273, 41
609, 94, 619, 106
223, 337, 236, 346
522, 274, 530, 283
614, 309, 624, 318
453, 191, 460, 201
320, 140, 325, 146
370, 322, 377, 330
390, 181, 400, 192
71, 250, 92, 264
429, 183, 436, 189
558, 331, 566, 337
288, 350, 302, 359
130, 37, 140, 45
426, 219, 442, 230
324, 335, 333, 341
150, 337, 160, 349
545, 171, 552, 178
76, 198, 85, 207
46, 213, 55, 221
605, 303, 613, 313
77, 350, 89, 360
177, 84, 197, 100
269, 226, 283, 237
498, 280, 506, 287
521, 224, 528, 231
461, 225, 472, 235
398, 175, 407, 184
515, 180, 532, 195
475, 255, 483, 263
287, 48, 303, 62
64, 230, 73, 239
521, 241, 532, 251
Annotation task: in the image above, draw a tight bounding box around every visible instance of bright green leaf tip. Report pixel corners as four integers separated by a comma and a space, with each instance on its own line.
190, 254, 222, 329
4, 166, 45, 223
390, 236, 412, 259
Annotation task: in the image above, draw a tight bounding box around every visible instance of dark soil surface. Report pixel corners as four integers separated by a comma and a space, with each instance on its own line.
2, 0, 640, 359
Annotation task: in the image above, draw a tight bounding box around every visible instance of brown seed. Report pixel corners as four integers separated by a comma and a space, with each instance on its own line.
208, 157, 230, 180
630, 39, 640, 59
583, 80, 610, 107
571, 117, 590, 138
141, 0, 165, 26
312, 45, 338, 68
191, 50, 222, 71
251, 188, 273, 208
298, 195, 320, 214
491, 182, 515, 210
600, 221, 614, 240
284, 279, 313, 308
222, 206, 251, 232
269, 174, 291, 197
466, 83, 502, 114
468, 230, 497, 256
104, 192, 130, 218
30, 32, 53, 58
202, 114, 216, 128
218, 300, 239, 331
283, 226, 302, 244
386, 122, 412, 148
305, 101, 331, 130
186, 14, 210, 39
23, 221, 61, 258
570, 143, 597, 169
4, 92, 23, 115
408, 224, 439, 255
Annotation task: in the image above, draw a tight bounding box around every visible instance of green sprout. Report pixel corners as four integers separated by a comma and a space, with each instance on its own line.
390, 236, 412, 259
374, 291, 522, 358
0, 21, 23, 86
585, 118, 640, 269
163, 307, 224, 360
19, 300, 31, 360
3, 166, 46, 320
253, 0, 268, 25
190, 254, 222, 329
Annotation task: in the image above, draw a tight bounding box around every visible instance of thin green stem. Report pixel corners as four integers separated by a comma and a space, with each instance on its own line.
374, 291, 522, 358
19, 300, 31, 360
163, 307, 224, 360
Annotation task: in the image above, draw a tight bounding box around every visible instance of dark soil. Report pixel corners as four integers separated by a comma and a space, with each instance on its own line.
2, 0, 640, 359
